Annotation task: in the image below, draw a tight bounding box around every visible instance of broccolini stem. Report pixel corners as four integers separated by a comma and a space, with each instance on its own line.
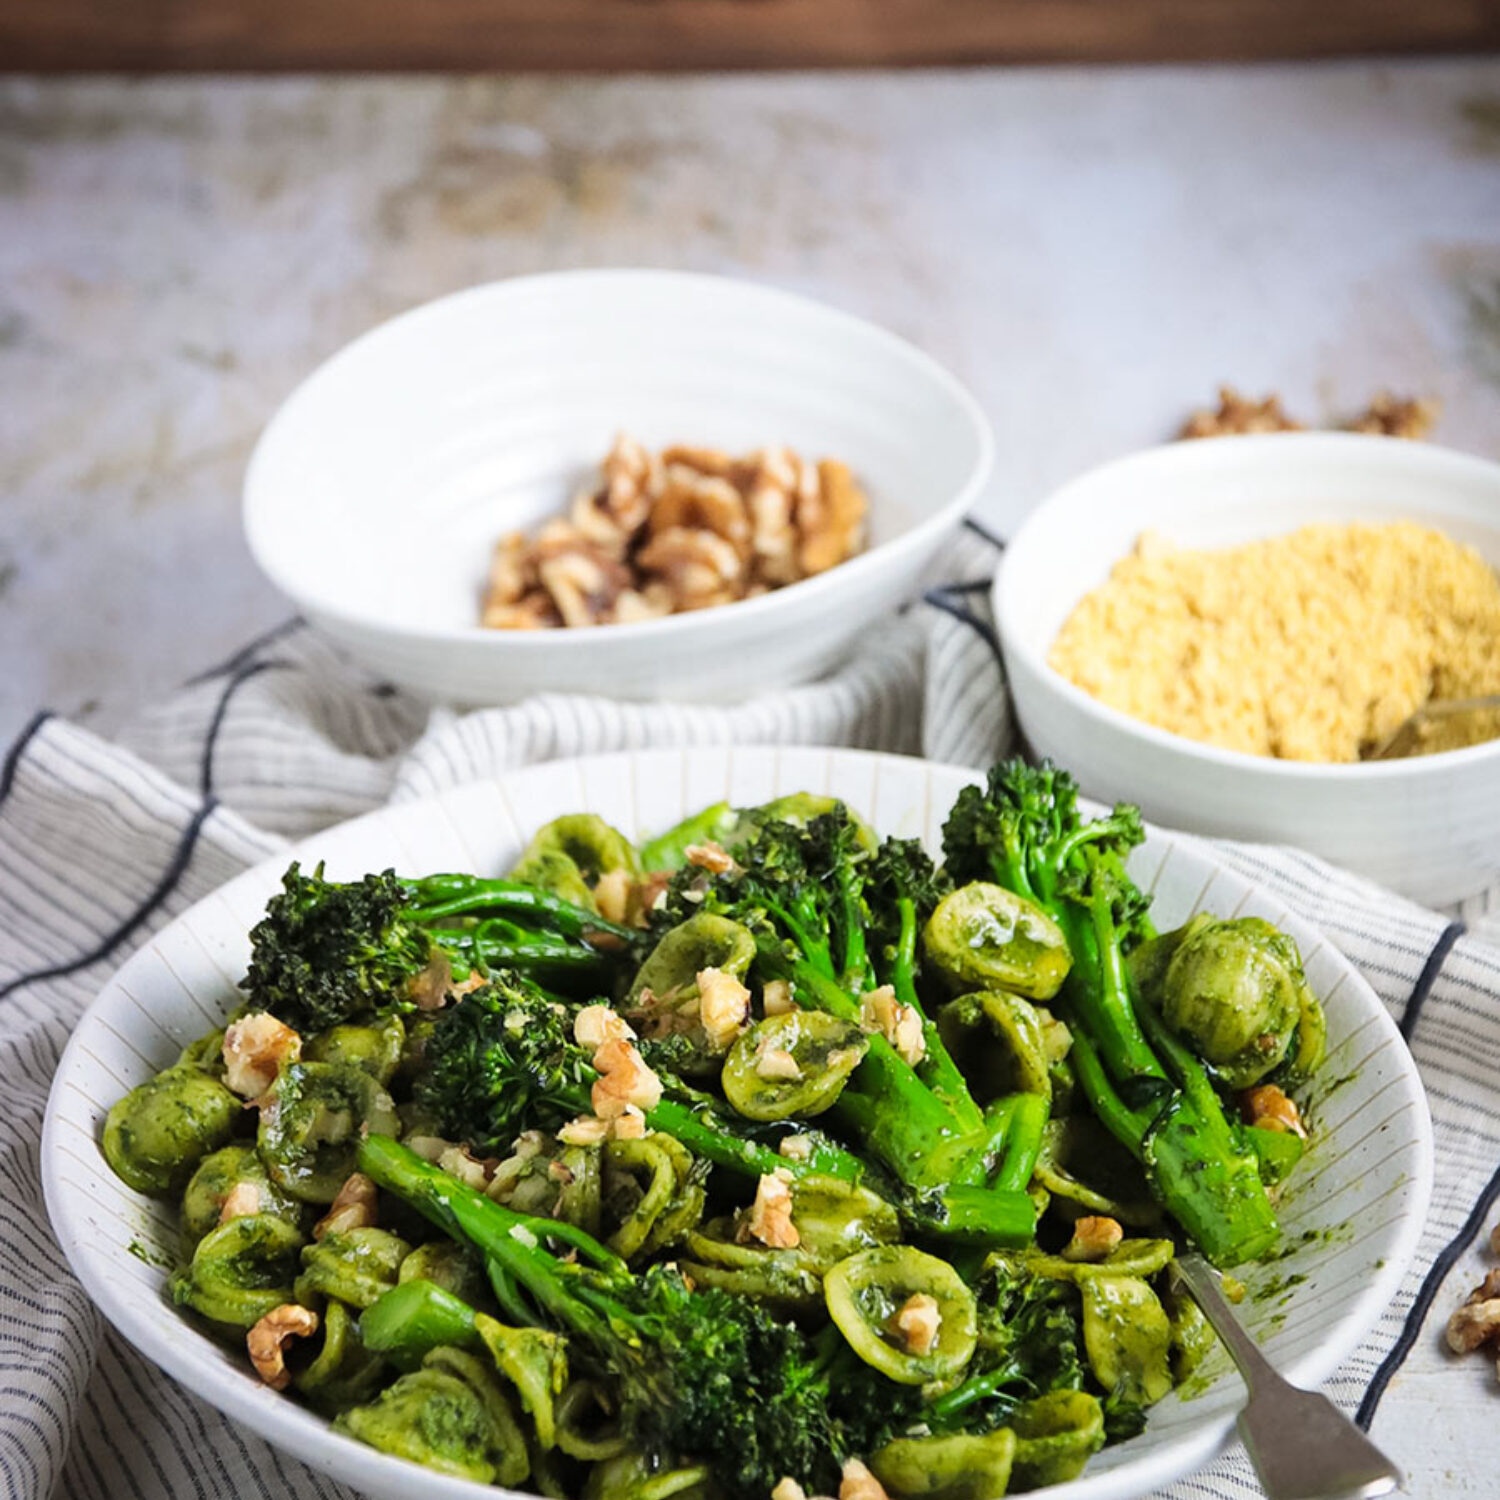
1061, 1025, 1156, 1147
758, 938, 996, 1191
988, 1092, 1048, 1195
433, 927, 614, 985
1088, 884, 1166, 1081
362, 1277, 480, 1368
406, 875, 638, 944
646, 1097, 862, 1183
359, 1134, 624, 1274
921, 1359, 1024, 1429
833, 863, 871, 994
1065, 1014, 1278, 1266
487, 1262, 539, 1326
889, 895, 984, 1133
357, 1134, 625, 1343
1045, 883, 1163, 1088
906, 1184, 1035, 1245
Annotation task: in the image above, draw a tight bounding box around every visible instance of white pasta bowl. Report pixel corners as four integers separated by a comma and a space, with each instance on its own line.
995, 433, 1500, 905
243, 270, 992, 704
43, 746, 1429, 1500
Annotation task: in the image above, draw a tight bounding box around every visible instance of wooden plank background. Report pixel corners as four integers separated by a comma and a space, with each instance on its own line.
4, 0, 1500, 72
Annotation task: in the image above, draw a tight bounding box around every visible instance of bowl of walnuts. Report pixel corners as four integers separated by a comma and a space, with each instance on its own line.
243, 270, 993, 704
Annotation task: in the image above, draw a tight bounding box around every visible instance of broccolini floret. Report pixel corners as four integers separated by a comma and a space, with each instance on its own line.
358, 1133, 841, 1500
941, 759, 1279, 1266
242, 862, 637, 1033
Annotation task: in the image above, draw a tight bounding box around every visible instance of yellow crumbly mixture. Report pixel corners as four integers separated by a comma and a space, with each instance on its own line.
1048, 521, 1500, 762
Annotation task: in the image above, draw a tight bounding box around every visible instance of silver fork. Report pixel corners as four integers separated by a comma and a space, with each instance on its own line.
1171, 1254, 1402, 1500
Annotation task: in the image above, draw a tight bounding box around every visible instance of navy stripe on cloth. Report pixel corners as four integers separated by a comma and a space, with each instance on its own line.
181, 615, 304, 687
922, 584, 1005, 668
0, 711, 54, 811
199, 659, 290, 798
1398, 920, 1465, 1042
962, 515, 1007, 550
0, 797, 217, 1004
1356, 1155, 1500, 1430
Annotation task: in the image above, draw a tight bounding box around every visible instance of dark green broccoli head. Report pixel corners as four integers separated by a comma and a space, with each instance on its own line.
942, 761, 1077, 888
243, 862, 431, 1033
652, 805, 875, 980
416, 975, 589, 1152
909, 1263, 1088, 1442
865, 836, 952, 958
943, 760, 1144, 899
606, 1264, 840, 1500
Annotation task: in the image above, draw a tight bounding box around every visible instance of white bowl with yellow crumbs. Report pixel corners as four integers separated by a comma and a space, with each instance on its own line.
995, 433, 1500, 905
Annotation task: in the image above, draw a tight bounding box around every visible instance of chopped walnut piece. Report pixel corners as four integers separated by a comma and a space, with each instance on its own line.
1180, 386, 1303, 439
1472, 1268, 1500, 1304
890, 1292, 942, 1355
558, 1115, 612, 1147
219, 1181, 262, 1225
747, 469, 800, 586
697, 967, 752, 1052
222, 1013, 301, 1101
1061, 1216, 1124, 1263
1347, 392, 1439, 440
403, 1134, 455, 1163
637, 524, 744, 611
592, 869, 633, 928
574, 1004, 637, 1053
1448, 1298, 1500, 1354
613, 1105, 648, 1140
479, 434, 868, 630
859, 985, 925, 1066
685, 841, 737, 874
651, 465, 753, 555
662, 443, 735, 478
314, 1172, 379, 1240
839, 1459, 891, 1500
247, 1304, 318, 1391
779, 1134, 813, 1163
755, 1046, 803, 1082
590, 1038, 664, 1118
743, 1170, 800, 1249
762, 979, 795, 1016
799, 459, 867, 576
611, 586, 674, 624
1240, 1083, 1307, 1139
481, 533, 540, 619
483, 589, 563, 631
407, 950, 457, 1011
537, 541, 636, 630
439, 1146, 494, 1191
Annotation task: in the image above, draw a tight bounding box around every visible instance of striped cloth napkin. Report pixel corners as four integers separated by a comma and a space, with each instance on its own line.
3, 523, 1499, 1500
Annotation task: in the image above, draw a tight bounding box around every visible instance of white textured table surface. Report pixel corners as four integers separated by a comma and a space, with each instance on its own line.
3, 64, 1500, 746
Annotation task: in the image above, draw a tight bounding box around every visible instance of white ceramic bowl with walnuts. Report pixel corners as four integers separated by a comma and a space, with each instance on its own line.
243, 271, 993, 703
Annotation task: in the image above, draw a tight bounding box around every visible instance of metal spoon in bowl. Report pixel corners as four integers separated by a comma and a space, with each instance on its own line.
1170, 1254, 1401, 1500
1366, 692, 1500, 761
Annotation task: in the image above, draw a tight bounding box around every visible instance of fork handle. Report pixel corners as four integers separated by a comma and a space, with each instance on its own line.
1171, 1252, 1281, 1395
